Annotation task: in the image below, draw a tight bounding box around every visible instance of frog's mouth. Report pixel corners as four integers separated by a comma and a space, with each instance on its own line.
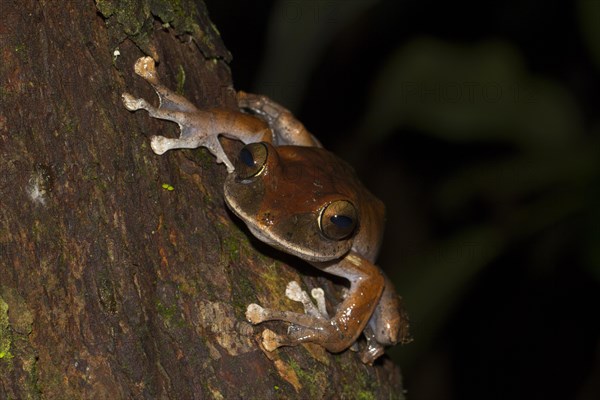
224, 176, 352, 263
243, 214, 337, 263
225, 200, 339, 263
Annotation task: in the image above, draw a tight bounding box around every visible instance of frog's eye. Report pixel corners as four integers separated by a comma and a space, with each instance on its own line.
319, 200, 358, 240
235, 142, 268, 179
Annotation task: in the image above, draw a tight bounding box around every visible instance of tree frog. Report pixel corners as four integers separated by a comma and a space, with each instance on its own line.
122, 57, 410, 364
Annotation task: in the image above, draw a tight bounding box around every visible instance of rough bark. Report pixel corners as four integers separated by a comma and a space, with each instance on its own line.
0, 1, 405, 398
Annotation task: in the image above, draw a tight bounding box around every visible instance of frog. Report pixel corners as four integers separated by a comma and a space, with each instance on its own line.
122, 57, 410, 364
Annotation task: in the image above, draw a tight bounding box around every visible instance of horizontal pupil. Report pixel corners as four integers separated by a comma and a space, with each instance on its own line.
240, 148, 255, 167
330, 214, 353, 229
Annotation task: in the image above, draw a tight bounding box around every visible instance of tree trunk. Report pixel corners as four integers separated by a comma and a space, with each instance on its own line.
0, 1, 405, 398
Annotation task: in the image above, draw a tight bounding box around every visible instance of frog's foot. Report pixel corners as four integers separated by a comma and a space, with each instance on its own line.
287, 282, 360, 353
245, 256, 387, 358
260, 329, 283, 352
285, 281, 328, 319
259, 326, 327, 352
246, 302, 329, 330
122, 92, 150, 112
245, 296, 362, 354
132, 57, 198, 113
122, 92, 235, 170
133, 56, 160, 86
246, 303, 268, 324
123, 57, 237, 172
358, 325, 385, 365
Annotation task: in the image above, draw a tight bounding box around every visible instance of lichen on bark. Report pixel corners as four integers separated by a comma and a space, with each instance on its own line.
0, 298, 11, 360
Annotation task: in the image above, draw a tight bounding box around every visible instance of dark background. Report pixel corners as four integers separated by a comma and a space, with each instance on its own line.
205, 1, 600, 399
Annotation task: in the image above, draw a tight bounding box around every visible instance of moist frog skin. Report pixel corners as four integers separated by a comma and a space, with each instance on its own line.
122, 57, 410, 364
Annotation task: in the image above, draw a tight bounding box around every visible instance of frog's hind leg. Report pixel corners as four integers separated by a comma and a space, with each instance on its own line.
246, 305, 332, 352
246, 281, 333, 352
237, 91, 321, 147
246, 255, 385, 354
246, 280, 330, 329
358, 326, 385, 365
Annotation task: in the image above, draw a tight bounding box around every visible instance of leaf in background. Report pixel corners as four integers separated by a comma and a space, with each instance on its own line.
388, 225, 505, 364
437, 147, 597, 215
583, 210, 600, 282
367, 38, 598, 367
359, 38, 584, 151
254, 0, 379, 110
578, 0, 600, 70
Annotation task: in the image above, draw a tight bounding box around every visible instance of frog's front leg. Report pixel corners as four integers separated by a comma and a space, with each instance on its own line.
122, 90, 234, 167
237, 91, 321, 148
123, 57, 272, 172
246, 254, 384, 355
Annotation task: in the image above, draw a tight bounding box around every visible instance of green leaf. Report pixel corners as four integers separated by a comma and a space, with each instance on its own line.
255, 0, 379, 109
360, 38, 583, 151
578, 0, 600, 70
